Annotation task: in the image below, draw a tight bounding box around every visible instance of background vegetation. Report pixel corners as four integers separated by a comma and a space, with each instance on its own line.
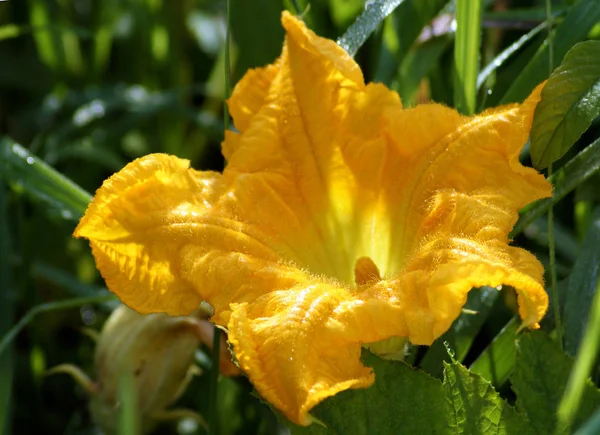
1, 0, 599, 434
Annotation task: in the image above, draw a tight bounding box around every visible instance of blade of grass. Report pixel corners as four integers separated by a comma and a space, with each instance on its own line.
454, 0, 482, 115
477, 20, 548, 90
32, 262, 116, 310
337, 0, 406, 58
28, 0, 64, 72
0, 294, 117, 358
512, 136, 600, 237
558, 278, 600, 428
0, 138, 92, 221
0, 183, 14, 434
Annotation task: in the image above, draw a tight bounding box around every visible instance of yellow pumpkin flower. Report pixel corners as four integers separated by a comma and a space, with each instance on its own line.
74, 12, 552, 425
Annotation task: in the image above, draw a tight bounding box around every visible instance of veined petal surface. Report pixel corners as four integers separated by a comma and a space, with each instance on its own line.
75, 11, 552, 426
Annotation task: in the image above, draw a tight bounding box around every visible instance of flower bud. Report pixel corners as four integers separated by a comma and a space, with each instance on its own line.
49, 304, 239, 434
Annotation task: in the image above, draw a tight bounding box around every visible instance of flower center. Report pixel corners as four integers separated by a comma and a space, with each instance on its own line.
354, 256, 381, 286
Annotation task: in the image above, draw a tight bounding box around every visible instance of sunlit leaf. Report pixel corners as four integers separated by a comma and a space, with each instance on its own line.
530, 41, 600, 169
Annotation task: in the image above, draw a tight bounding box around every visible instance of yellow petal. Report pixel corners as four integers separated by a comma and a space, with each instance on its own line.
228, 282, 374, 426
74, 154, 223, 315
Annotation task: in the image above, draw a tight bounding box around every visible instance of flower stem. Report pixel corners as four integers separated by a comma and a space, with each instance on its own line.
544, 0, 562, 349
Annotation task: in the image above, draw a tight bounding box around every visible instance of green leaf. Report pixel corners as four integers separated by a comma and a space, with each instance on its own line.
512, 331, 600, 434
563, 207, 600, 356
290, 351, 533, 434
500, 0, 600, 104
469, 317, 519, 387
443, 361, 531, 434
299, 352, 447, 434
337, 0, 406, 58
530, 41, 600, 169
0, 138, 92, 221
559, 278, 600, 429
512, 136, 600, 237
454, 0, 482, 115
420, 286, 500, 378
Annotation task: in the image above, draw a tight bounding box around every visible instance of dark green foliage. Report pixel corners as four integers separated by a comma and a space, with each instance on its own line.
2, 0, 600, 434
531, 41, 600, 169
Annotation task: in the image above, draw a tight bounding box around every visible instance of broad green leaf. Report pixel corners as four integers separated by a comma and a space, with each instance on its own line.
0, 138, 92, 221
337, 0, 406, 57
500, 0, 600, 104
564, 207, 600, 355
290, 352, 447, 434
291, 351, 534, 434
512, 136, 600, 237
454, 0, 482, 115
443, 361, 531, 434
531, 41, 600, 169
420, 286, 500, 378
513, 331, 600, 434
469, 317, 519, 387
